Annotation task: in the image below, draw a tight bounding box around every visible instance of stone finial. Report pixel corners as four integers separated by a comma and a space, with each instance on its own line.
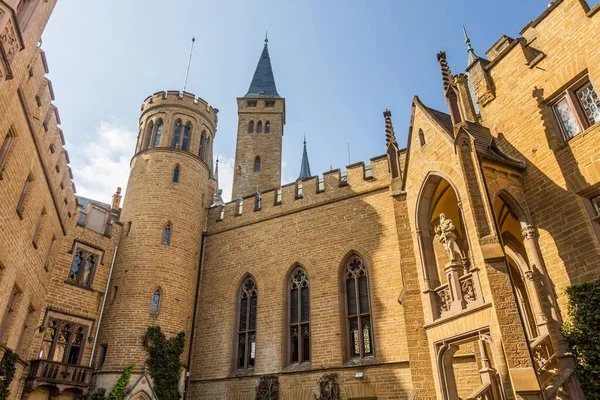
437, 51, 452, 91
383, 109, 398, 147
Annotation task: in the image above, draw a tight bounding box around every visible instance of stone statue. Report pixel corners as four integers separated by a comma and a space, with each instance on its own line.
435, 213, 459, 262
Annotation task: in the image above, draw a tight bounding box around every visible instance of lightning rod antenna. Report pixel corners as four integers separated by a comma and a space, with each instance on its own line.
183, 36, 196, 92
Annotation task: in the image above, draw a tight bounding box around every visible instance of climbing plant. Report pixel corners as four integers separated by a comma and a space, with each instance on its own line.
0, 349, 17, 400
145, 326, 185, 400
255, 375, 279, 400
90, 388, 107, 400
314, 373, 340, 400
561, 280, 600, 399
107, 362, 134, 400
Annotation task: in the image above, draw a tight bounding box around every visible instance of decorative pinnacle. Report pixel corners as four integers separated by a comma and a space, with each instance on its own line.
264, 31, 268, 46
383, 109, 398, 147
437, 51, 452, 91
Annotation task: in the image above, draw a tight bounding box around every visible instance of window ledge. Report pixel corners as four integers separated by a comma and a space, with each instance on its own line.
64, 280, 96, 293
344, 356, 378, 367
556, 121, 600, 152
282, 362, 311, 373
230, 368, 254, 378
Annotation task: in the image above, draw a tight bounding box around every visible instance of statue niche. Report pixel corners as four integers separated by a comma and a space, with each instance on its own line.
434, 213, 468, 269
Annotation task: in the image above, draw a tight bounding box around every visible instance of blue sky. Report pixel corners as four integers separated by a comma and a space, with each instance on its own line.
42, 0, 552, 202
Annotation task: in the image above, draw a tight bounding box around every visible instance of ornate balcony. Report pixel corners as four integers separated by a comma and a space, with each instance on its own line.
25, 359, 93, 395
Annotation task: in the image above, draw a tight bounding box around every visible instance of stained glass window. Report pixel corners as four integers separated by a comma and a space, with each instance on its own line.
182, 123, 191, 151
162, 224, 171, 245
151, 289, 161, 313
344, 255, 374, 359
288, 266, 310, 365
553, 98, 581, 139
236, 276, 257, 369
171, 120, 182, 148
67, 249, 97, 288
576, 82, 600, 125
154, 120, 163, 147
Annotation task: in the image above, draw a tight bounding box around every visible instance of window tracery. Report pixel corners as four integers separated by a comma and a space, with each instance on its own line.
288, 267, 310, 364
344, 256, 373, 359
67, 249, 97, 288
236, 276, 257, 370
38, 318, 87, 365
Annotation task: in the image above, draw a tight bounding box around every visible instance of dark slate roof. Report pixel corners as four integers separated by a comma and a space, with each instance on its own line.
298, 138, 312, 179
76, 196, 111, 212
423, 105, 525, 170
244, 42, 280, 98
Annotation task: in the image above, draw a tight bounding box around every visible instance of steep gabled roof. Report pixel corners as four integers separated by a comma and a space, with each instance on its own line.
244, 39, 280, 98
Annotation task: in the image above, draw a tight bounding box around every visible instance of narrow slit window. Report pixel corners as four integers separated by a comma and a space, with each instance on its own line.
199, 131, 206, 160
265, 121, 271, 134
257, 121, 263, 134
0, 130, 16, 176
162, 223, 172, 245
17, 174, 33, 218
154, 120, 163, 147
248, 121, 254, 134
32, 208, 46, 248
171, 120, 182, 148
142, 120, 153, 150
151, 288, 161, 313
254, 157, 261, 172
173, 165, 180, 183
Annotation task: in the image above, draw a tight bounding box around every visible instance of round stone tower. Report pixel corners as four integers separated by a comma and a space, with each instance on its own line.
95, 90, 217, 393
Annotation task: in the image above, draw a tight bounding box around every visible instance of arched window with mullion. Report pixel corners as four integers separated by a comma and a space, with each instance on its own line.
236, 276, 257, 370
344, 255, 374, 359
182, 122, 192, 151
153, 119, 163, 147
171, 120, 182, 148
288, 266, 310, 365
142, 120, 153, 150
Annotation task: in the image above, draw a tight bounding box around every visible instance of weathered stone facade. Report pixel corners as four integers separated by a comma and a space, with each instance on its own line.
1, 0, 599, 399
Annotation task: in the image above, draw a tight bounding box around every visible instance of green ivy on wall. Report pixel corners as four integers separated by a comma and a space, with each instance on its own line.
0, 349, 17, 400
145, 326, 185, 400
107, 363, 135, 400
562, 280, 600, 398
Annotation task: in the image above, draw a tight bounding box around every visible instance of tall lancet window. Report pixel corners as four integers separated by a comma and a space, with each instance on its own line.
254, 156, 261, 172
236, 276, 258, 370
172, 165, 180, 183
162, 223, 171, 245
151, 288, 161, 313
344, 255, 374, 359
154, 119, 163, 147
265, 121, 271, 134
171, 120, 182, 148
257, 121, 263, 134
288, 266, 310, 365
182, 123, 192, 151
248, 121, 254, 134
199, 131, 206, 160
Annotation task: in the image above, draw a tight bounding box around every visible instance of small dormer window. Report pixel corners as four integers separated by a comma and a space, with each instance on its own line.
551, 77, 600, 141
247, 101, 257, 107
265, 101, 275, 108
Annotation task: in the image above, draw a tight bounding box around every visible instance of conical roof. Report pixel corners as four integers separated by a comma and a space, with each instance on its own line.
244, 38, 280, 98
298, 137, 312, 179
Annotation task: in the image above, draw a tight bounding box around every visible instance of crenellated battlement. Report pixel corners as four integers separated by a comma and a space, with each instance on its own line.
207, 153, 398, 233
140, 90, 218, 123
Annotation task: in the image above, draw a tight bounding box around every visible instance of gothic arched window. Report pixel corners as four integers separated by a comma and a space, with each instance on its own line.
235, 276, 257, 370
162, 223, 171, 245
199, 131, 206, 160
288, 266, 310, 364
248, 121, 254, 134
154, 119, 163, 147
265, 121, 271, 134
182, 123, 192, 151
171, 120, 182, 148
142, 120, 153, 151
257, 121, 263, 134
38, 318, 87, 365
254, 156, 261, 172
343, 255, 374, 359
172, 165, 180, 183
151, 288, 161, 313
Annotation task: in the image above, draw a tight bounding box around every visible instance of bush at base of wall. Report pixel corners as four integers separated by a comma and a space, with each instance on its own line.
562, 279, 600, 398
0, 349, 17, 400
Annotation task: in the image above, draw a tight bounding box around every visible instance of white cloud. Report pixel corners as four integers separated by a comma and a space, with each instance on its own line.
70, 122, 137, 204
216, 154, 235, 203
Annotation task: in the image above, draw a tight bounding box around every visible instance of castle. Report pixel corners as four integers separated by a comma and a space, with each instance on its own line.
1, 0, 600, 399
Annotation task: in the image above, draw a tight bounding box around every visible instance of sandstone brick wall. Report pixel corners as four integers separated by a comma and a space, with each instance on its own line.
95, 94, 215, 391
190, 159, 413, 398
471, 0, 600, 316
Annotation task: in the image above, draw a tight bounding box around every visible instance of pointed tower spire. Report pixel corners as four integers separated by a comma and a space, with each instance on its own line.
463, 25, 479, 68
383, 110, 398, 147
298, 135, 312, 179
437, 51, 452, 92
245, 36, 279, 98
